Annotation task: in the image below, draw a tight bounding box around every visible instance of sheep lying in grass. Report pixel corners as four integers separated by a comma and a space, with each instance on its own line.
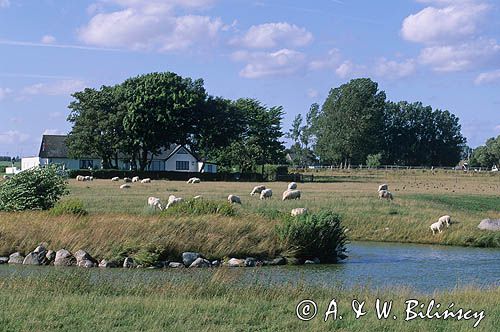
288, 182, 297, 190
291, 208, 308, 216
148, 197, 163, 210
193, 195, 202, 200
378, 190, 393, 200
120, 184, 130, 189
260, 189, 273, 200
166, 195, 183, 209
85, 176, 93, 181
111, 177, 120, 181
228, 194, 241, 204
430, 219, 445, 235
378, 184, 388, 192
124, 177, 132, 183
250, 185, 266, 196
282, 189, 301, 201
141, 178, 151, 184
76, 175, 85, 181
132, 176, 140, 183
438, 215, 451, 227
187, 177, 201, 184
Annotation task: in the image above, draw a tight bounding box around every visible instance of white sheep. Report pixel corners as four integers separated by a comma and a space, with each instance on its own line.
120, 184, 130, 189
260, 189, 273, 200
438, 215, 451, 227
187, 177, 201, 184
141, 178, 151, 184
111, 177, 120, 182
166, 195, 183, 209
148, 197, 163, 210
250, 185, 266, 196
123, 177, 132, 183
282, 189, 301, 201
193, 195, 202, 200
228, 194, 241, 204
287, 182, 297, 190
76, 175, 85, 181
378, 184, 388, 192
84, 176, 93, 181
291, 208, 308, 216
430, 220, 445, 235
378, 190, 393, 200
132, 176, 140, 183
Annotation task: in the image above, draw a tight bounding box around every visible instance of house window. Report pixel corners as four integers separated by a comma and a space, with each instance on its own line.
176, 161, 190, 170
80, 160, 93, 169
207, 164, 213, 173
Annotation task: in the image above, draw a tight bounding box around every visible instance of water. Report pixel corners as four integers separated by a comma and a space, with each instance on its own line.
1, 241, 499, 293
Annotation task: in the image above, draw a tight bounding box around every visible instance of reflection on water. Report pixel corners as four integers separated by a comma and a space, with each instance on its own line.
1, 241, 499, 293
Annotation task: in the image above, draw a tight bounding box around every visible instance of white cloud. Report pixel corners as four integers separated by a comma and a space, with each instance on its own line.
308, 49, 342, 70
0, 131, 29, 144
0, 87, 12, 100
374, 58, 416, 79
419, 39, 500, 72
0, 0, 9, 9
41, 35, 56, 44
78, 0, 223, 52
401, 2, 489, 44
335, 61, 355, 78
232, 49, 306, 79
232, 22, 313, 49
474, 69, 500, 85
494, 125, 500, 132
307, 88, 319, 98
22, 80, 86, 96
42, 129, 66, 136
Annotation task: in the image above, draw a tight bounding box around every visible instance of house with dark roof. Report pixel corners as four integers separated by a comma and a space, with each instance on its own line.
21, 135, 217, 173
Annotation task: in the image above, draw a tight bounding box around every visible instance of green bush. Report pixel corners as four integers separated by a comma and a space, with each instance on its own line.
0, 166, 68, 211
49, 199, 88, 216
366, 153, 382, 168
275, 210, 348, 263
161, 199, 236, 217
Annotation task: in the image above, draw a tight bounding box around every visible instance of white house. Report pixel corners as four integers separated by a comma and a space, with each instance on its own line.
22, 135, 217, 173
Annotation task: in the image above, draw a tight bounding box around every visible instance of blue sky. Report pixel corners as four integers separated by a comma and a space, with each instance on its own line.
1, 0, 499, 157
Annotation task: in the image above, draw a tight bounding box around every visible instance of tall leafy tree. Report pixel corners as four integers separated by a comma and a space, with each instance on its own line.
470, 136, 500, 167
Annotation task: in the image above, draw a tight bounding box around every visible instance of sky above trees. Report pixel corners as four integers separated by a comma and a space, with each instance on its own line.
0, 0, 499, 156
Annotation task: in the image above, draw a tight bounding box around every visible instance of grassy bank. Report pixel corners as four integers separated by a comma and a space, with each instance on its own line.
0, 269, 498, 331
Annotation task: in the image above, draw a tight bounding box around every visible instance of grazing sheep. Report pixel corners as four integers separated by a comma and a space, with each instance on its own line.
120, 184, 130, 189
132, 176, 140, 183
76, 175, 85, 182
111, 177, 120, 182
378, 190, 393, 200
148, 197, 163, 210
250, 185, 266, 196
228, 194, 241, 204
193, 195, 202, 200
166, 195, 183, 209
141, 178, 151, 184
378, 184, 388, 192
260, 189, 273, 200
438, 215, 451, 227
288, 182, 297, 190
291, 208, 308, 216
430, 220, 445, 235
187, 177, 201, 184
84, 176, 93, 181
124, 177, 132, 183
282, 189, 301, 201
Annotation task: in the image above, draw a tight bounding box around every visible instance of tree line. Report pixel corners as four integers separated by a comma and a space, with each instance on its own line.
67, 72, 285, 172
286, 78, 466, 167
469, 136, 500, 168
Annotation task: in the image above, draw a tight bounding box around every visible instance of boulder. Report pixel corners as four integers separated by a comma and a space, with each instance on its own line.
168, 262, 184, 268
244, 257, 257, 267
262, 257, 286, 266
182, 252, 201, 266
226, 258, 245, 267
478, 219, 500, 231
74, 250, 97, 267
189, 257, 211, 268
211, 260, 221, 267
98, 259, 117, 268
78, 259, 95, 268
45, 250, 56, 264
23, 252, 42, 265
8, 252, 24, 264
54, 249, 76, 266
305, 259, 320, 265
123, 257, 135, 268
0, 257, 8, 264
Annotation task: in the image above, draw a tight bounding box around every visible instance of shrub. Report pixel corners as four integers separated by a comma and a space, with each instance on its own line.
161, 199, 236, 217
275, 210, 348, 263
366, 153, 382, 168
0, 166, 68, 211
49, 199, 88, 216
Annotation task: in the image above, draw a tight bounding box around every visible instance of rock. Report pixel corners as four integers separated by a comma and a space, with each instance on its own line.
74, 250, 97, 266
305, 258, 321, 265
189, 257, 211, 268
45, 250, 56, 264
211, 260, 221, 267
77, 259, 95, 268
182, 252, 201, 266
168, 262, 184, 268
286, 257, 301, 265
262, 257, 286, 266
0, 257, 8, 264
8, 252, 24, 264
478, 219, 500, 231
98, 259, 117, 268
23, 252, 42, 265
226, 258, 245, 267
123, 257, 135, 268
244, 257, 257, 267
54, 249, 76, 266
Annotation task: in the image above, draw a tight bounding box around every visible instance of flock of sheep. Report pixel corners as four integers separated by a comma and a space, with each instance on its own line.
377, 183, 453, 235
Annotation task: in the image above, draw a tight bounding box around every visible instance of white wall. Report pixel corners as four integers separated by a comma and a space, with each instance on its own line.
21, 157, 40, 170
198, 162, 217, 173
165, 152, 198, 172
